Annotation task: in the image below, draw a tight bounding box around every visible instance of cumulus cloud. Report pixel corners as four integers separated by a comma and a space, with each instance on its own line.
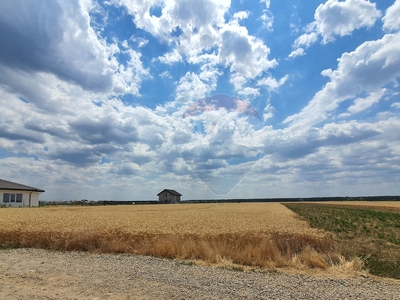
0, 0, 149, 95
113, 0, 278, 93
233, 11, 250, 21
293, 32, 318, 48
315, 0, 381, 43
260, 0, 271, 9
219, 24, 277, 88
340, 89, 387, 117
1, 0, 398, 200
0, 67, 169, 169
284, 32, 400, 127
130, 36, 149, 48
288, 48, 305, 58
177, 94, 264, 194
260, 0, 274, 31
258, 75, 289, 91
0, 0, 115, 92
382, 0, 400, 32
260, 12, 274, 31
111, 0, 228, 47
238, 87, 260, 98
158, 48, 183, 64
113, 49, 150, 95
290, 0, 381, 56
175, 72, 212, 103
112, 162, 141, 176
263, 103, 275, 121
256, 119, 394, 174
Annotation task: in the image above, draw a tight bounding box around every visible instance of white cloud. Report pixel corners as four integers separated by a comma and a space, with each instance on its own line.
260, 0, 271, 9
288, 48, 305, 58
158, 48, 183, 64
2, 0, 397, 200
238, 87, 260, 98
219, 23, 277, 89
0, 65, 173, 174
0, 0, 151, 96
383, 0, 400, 32
113, 0, 279, 93
263, 103, 275, 121
259, 0, 274, 31
339, 89, 387, 118
284, 32, 400, 127
391, 102, 400, 109
112, 49, 150, 95
130, 36, 149, 48
174, 60, 222, 103
290, 0, 381, 56
0, 0, 121, 92
112, 0, 228, 46
258, 75, 289, 91
198, 61, 221, 86
233, 11, 250, 21
315, 0, 381, 43
293, 32, 318, 48
178, 105, 264, 195
260, 12, 274, 31
159, 71, 172, 79
174, 72, 210, 103
346, 88, 386, 114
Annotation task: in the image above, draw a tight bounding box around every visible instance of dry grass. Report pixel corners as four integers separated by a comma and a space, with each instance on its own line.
0, 203, 355, 272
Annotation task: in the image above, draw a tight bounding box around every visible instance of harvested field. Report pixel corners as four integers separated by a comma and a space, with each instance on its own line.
0, 203, 354, 272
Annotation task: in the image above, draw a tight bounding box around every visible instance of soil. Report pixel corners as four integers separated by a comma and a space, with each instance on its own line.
1, 248, 399, 299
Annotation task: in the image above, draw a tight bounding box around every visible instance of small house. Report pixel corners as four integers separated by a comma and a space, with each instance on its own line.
157, 189, 182, 203
0, 179, 45, 207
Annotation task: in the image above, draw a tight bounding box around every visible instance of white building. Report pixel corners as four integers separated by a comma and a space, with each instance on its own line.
0, 179, 45, 207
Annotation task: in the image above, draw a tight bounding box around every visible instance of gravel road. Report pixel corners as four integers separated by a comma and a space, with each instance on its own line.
0, 248, 399, 299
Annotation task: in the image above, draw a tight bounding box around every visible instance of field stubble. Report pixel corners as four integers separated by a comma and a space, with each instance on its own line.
0, 203, 359, 273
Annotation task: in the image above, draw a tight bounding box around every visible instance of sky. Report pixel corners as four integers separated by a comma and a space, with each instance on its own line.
0, 0, 399, 201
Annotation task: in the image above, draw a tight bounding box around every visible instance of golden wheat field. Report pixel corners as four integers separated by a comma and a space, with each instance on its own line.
0, 203, 353, 271
0, 203, 322, 235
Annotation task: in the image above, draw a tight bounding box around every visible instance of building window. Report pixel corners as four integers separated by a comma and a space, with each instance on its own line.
3, 193, 23, 203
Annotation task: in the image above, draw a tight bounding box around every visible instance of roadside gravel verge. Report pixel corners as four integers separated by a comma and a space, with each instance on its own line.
0, 248, 399, 299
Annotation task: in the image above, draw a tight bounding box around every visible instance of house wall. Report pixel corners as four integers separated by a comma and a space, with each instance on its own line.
158, 191, 181, 203
0, 190, 41, 207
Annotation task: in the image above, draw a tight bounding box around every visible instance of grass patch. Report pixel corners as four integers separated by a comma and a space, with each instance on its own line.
0, 245, 13, 250
284, 203, 400, 279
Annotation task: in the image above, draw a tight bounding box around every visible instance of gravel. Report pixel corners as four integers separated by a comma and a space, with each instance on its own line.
0, 248, 399, 299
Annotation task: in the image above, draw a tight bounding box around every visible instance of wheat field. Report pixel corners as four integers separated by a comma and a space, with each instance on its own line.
0, 203, 352, 271
0, 203, 323, 235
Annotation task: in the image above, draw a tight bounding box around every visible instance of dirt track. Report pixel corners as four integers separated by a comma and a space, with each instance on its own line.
1, 248, 399, 299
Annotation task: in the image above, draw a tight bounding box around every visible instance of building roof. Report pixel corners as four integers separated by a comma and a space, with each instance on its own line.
157, 189, 182, 196
0, 179, 45, 192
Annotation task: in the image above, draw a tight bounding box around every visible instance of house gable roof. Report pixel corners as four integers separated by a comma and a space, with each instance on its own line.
0, 179, 45, 192
157, 189, 182, 196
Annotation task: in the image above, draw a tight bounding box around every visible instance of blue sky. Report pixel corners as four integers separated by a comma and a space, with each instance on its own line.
0, 0, 399, 200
